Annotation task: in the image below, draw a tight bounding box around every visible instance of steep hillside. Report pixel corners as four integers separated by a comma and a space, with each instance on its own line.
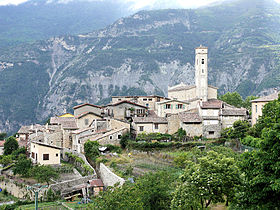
0, 0, 132, 48
0, 0, 280, 133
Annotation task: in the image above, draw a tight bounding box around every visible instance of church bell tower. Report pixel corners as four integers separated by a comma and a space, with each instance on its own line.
195, 46, 208, 102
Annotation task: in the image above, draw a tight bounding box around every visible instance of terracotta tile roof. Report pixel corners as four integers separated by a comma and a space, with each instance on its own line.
196, 45, 208, 49
73, 103, 102, 110
31, 141, 62, 150
178, 112, 202, 123
17, 126, 30, 134
133, 117, 167, 124
108, 100, 148, 109
112, 95, 169, 99
222, 108, 247, 116
89, 179, 104, 187
50, 117, 78, 129
75, 112, 102, 119
17, 124, 44, 134
208, 85, 219, 89
156, 99, 189, 105
168, 84, 196, 92
0, 141, 5, 147
251, 92, 279, 102
201, 99, 223, 109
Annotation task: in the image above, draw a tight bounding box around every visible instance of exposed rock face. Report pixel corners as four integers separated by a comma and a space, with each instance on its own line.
1, 0, 280, 133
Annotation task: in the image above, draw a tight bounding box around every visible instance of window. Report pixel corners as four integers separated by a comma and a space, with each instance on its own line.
118, 135, 122, 139
118, 99, 122, 101
146, 104, 149, 107
177, 104, 183, 109
209, 131, 215, 135
149, 98, 152, 101
139, 126, 144, 131
85, 119, 89, 125
43, 154, 49, 160
157, 98, 160, 102
154, 124, 159, 130
56, 153, 58, 157
109, 135, 113, 140
32, 152, 35, 158
202, 69, 204, 73
78, 140, 81, 144
202, 59, 205, 64
143, 98, 147, 101
255, 105, 257, 113
165, 104, 171, 109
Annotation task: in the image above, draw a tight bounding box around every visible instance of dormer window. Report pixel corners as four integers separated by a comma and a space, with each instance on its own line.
202, 59, 205, 64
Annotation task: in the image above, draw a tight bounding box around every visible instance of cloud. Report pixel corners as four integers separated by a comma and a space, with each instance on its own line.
1, 0, 280, 7
0, 0, 29, 5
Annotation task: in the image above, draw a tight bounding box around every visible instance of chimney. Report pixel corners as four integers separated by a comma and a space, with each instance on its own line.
274, 88, 278, 93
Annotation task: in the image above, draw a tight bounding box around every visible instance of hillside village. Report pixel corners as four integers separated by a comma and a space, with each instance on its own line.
17, 46, 249, 151
1, 46, 279, 206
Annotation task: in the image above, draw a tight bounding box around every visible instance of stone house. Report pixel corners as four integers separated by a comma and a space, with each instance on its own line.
73, 103, 102, 117
132, 116, 168, 135
221, 106, 248, 129
106, 101, 148, 120
0, 140, 5, 155
30, 141, 61, 165
251, 90, 279, 125
155, 99, 189, 117
178, 112, 203, 137
111, 95, 169, 110
75, 112, 103, 129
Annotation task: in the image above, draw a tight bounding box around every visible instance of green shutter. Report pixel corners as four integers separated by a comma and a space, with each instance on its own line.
183, 105, 185, 109
176, 104, 178, 109
171, 104, 173, 109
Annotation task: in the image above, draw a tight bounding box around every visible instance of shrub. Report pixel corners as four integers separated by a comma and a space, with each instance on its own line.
105, 144, 122, 153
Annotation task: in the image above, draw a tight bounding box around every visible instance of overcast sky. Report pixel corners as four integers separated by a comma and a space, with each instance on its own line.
0, 0, 280, 8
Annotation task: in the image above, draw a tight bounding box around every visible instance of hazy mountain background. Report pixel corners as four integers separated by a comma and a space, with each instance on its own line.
0, 0, 280, 133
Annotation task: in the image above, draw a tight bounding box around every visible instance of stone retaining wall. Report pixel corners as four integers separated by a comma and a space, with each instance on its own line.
99, 163, 125, 187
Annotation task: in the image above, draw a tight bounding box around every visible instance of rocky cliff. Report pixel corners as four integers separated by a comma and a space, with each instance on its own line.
0, 0, 280, 133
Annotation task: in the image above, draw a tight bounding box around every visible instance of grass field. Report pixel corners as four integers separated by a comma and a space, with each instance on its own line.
15, 202, 67, 210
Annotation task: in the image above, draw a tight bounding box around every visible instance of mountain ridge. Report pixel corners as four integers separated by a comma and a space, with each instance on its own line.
0, 0, 280, 134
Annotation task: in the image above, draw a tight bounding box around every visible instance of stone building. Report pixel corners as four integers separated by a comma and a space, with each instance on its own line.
30, 141, 61, 165
106, 100, 148, 120
155, 99, 189, 117
111, 95, 169, 110
168, 46, 218, 107
251, 90, 279, 125
132, 116, 168, 135
131, 46, 248, 138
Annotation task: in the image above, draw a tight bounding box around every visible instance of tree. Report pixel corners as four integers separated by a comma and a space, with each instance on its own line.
12, 158, 32, 177
4, 136, 19, 155
120, 133, 130, 149
0, 155, 13, 166
253, 96, 280, 137
91, 171, 177, 210
0, 133, 7, 140
32, 165, 58, 185
243, 95, 258, 112
11, 147, 26, 160
171, 151, 241, 209
219, 92, 244, 108
84, 141, 100, 160
232, 95, 280, 209
235, 119, 280, 209
221, 120, 250, 140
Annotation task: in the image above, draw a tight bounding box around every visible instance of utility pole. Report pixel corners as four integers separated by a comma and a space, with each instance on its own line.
27, 184, 48, 210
